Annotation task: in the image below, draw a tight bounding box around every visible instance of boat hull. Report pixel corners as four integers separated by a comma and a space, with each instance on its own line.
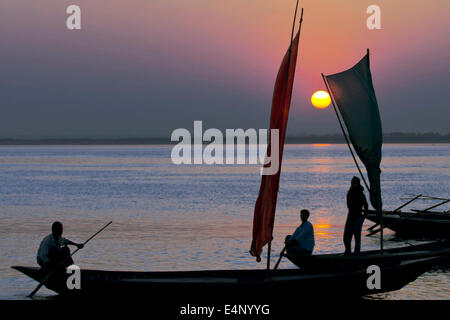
12, 257, 443, 299
286, 240, 450, 272
366, 210, 450, 237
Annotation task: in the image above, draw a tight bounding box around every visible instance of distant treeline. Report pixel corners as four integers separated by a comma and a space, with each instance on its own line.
286, 132, 450, 144
0, 132, 449, 145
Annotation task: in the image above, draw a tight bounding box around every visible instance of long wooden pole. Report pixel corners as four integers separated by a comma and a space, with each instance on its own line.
393, 194, 423, 212
290, 1, 300, 43
366, 48, 383, 250
273, 246, 286, 270
367, 196, 449, 237
368, 211, 421, 236
369, 198, 450, 235
421, 199, 449, 212
405, 194, 449, 201
367, 194, 422, 231
28, 221, 112, 297
321, 72, 384, 251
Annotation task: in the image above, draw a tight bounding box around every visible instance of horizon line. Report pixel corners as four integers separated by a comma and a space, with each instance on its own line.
0, 132, 449, 145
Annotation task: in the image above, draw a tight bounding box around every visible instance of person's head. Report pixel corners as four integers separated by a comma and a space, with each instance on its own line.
351, 176, 361, 188
51, 221, 63, 239
300, 209, 310, 223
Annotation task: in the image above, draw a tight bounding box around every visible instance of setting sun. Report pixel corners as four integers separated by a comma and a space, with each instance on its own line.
311, 90, 331, 109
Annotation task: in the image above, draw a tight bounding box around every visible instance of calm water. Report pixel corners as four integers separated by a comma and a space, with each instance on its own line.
0, 144, 449, 300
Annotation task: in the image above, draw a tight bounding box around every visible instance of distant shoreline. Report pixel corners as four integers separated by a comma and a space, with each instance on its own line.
0, 133, 449, 145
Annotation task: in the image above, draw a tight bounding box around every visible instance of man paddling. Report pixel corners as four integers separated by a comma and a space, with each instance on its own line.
343, 176, 368, 255
37, 221, 83, 271
285, 209, 315, 255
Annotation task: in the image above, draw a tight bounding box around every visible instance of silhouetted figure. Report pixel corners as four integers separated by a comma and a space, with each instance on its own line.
343, 177, 368, 255
285, 209, 315, 255
37, 221, 83, 271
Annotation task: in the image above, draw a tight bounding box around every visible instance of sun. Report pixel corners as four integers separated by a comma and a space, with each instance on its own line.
311, 90, 331, 109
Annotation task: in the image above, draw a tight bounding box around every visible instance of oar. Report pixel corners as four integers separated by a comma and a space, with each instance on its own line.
367, 221, 379, 231
405, 194, 449, 201
366, 194, 422, 231
273, 246, 286, 270
393, 194, 423, 212
367, 212, 420, 236
369, 198, 450, 236
420, 199, 449, 212
28, 221, 112, 298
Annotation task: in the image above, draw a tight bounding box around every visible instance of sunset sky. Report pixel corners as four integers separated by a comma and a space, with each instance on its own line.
1, 0, 449, 138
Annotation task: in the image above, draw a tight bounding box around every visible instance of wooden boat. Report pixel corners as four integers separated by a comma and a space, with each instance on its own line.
286, 240, 450, 272
365, 209, 450, 238
11, 256, 444, 298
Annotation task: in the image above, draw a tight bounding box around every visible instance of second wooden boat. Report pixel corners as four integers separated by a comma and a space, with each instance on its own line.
365, 210, 450, 238
286, 240, 450, 272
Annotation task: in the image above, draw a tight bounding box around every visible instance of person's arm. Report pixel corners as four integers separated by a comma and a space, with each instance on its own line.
347, 192, 350, 209
302, 223, 314, 240
304, 223, 315, 250
292, 226, 307, 244
286, 227, 301, 246
64, 238, 84, 249
286, 238, 297, 246
362, 193, 369, 214
39, 243, 50, 265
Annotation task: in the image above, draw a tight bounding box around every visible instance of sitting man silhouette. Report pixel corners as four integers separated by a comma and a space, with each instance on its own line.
285, 209, 315, 255
37, 221, 83, 271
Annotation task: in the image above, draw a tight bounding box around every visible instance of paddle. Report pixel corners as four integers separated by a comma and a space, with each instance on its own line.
368, 197, 449, 236
28, 221, 112, 298
420, 199, 449, 212
273, 246, 286, 270
405, 194, 449, 201
367, 212, 420, 236
366, 194, 422, 231
367, 222, 379, 231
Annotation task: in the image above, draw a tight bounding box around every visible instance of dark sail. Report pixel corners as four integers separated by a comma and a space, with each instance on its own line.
325, 52, 382, 211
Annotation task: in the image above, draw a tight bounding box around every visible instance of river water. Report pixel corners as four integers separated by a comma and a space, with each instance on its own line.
0, 144, 448, 299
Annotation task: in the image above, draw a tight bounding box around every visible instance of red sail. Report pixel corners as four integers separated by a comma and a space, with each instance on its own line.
250, 31, 300, 262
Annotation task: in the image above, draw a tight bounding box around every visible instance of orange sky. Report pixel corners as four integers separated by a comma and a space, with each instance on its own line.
1, 0, 449, 137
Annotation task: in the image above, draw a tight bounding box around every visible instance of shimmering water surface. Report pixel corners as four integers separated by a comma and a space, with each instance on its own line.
0, 144, 448, 300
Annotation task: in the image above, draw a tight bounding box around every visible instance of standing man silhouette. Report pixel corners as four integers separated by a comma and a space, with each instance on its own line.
343, 176, 368, 255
